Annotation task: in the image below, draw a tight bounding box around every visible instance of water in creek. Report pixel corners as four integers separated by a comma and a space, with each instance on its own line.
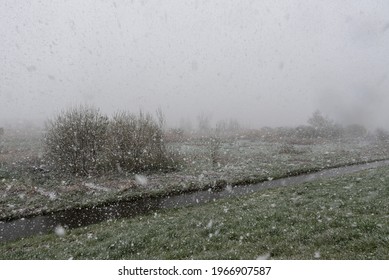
1, 160, 388, 242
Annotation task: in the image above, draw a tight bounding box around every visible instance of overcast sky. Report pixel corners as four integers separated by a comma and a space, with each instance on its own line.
1, 0, 389, 129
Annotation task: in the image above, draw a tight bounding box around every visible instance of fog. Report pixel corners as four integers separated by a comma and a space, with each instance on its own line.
1, 0, 389, 129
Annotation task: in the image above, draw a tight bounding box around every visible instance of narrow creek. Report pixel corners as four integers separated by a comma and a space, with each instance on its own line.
1, 160, 389, 243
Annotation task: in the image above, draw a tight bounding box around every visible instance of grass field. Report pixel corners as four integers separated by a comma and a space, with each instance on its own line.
1, 129, 389, 221
1, 164, 388, 259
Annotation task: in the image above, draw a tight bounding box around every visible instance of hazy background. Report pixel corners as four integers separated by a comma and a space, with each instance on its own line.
1, 0, 389, 129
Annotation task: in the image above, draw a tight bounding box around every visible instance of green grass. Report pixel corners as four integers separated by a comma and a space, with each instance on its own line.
1, 165, 388, 260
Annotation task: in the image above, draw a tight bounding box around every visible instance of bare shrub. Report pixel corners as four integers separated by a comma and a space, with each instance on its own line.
307, 110, 343, 139
107, 111, 177, 172
44, 106, 178, 176
44, 106, 109, 176
208, 136, 221, 166
197, 113, 212, 135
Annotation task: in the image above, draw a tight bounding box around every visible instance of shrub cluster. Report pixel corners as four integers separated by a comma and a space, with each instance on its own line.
107, 112, 173, 172
258, 111, 369, 143
44, 106, 176, 176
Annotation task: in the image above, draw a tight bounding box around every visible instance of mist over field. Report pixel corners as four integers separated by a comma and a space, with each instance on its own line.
2, 2, 389, 263
1, 0, 388, 129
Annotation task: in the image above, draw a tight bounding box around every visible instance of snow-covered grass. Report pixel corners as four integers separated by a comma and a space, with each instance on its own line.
1, 165, 388, 259
1, 132, 389, 221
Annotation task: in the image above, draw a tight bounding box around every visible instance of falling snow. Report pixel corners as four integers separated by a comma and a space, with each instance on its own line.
256, 253, 271, 260
314, 251, 321, 259
0, 0, 388, 264
54, 225, 66, 237
135, 175, 148, 186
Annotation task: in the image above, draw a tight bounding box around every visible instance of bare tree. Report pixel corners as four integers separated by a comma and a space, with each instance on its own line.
197, 112, 211, 134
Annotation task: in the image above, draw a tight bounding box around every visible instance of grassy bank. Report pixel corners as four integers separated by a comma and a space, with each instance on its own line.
1, 164, 388, 259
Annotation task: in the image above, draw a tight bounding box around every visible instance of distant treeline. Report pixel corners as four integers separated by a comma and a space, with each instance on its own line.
165, 110, 389, 143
